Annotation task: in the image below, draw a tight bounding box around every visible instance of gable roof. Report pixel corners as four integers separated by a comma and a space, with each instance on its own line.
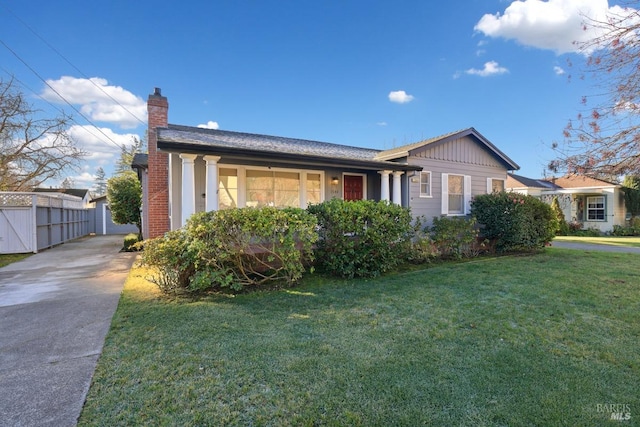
156, 125, 421, 171
506, 173, 557, 189
547, 174, 618, 189
507, 173, 620, 190
374, 127, 520, 171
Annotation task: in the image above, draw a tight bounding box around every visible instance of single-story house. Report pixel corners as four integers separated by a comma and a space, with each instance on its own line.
506, 173, 626, 233
140, 88, 520, 239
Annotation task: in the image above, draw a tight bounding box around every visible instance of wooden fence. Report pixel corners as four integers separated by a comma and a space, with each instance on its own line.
0, 192, 89, 254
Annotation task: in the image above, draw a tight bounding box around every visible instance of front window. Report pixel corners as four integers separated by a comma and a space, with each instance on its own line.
587, 196, 605, 221
306, 173, 321, 206
491, 179, 505, 193
420, 172, 431, 197
246, 170, 300, 208
218, 168, 238, 209
448, 174, 464, 214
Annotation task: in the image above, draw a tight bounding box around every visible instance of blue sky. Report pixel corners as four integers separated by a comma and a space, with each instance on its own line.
0, 0, 633, 189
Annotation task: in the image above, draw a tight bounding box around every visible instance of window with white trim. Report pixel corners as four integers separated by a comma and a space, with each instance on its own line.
420, 171, 431, 197
246, 170, 300, 207
442, 173, 471, 215
586, 196, 605, 221
487, 178, 505, 193
218, 168, 238, 209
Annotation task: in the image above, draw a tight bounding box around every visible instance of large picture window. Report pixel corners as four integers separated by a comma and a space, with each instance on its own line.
586, 196, 605, 221
246, 170, 300, 208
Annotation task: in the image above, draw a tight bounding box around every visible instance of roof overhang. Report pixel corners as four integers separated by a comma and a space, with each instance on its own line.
156, 140, 422, 172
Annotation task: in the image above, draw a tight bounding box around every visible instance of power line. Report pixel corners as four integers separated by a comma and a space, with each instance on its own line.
0, 2, 147, 127
0, 66, 123, 151
0, 39, 123, 150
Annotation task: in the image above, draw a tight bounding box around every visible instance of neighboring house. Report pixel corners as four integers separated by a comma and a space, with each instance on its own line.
89, 195, 140, 235
32, 188, 91, 208
143, 88, 520, 239
506, 173, 626, 233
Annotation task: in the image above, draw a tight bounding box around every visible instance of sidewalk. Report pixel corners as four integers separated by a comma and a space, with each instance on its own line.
0, 235, 137, 427
552, 240, 640, 254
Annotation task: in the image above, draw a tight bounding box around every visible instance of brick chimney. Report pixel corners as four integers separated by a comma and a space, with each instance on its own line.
147, 88, 170, 238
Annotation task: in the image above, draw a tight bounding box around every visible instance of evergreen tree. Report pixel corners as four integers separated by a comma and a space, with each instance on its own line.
94, 167, 107, 196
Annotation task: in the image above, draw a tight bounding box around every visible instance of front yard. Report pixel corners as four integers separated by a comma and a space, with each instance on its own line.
555, 235, 640, 248
79, 249, 639, 426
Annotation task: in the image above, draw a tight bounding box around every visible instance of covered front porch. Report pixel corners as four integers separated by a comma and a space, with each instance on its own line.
167, 151, 416, 229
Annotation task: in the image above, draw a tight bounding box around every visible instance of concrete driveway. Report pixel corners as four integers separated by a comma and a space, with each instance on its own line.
0, 235, 137, 427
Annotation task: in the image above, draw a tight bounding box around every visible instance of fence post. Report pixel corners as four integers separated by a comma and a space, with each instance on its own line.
31, 194, 38, 253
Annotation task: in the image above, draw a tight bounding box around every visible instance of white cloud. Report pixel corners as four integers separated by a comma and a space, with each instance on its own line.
388, 90, 414, 104
465, 61, 509, 77
197, 121, 220, 129
475, 0, 636, 54
68, 125, 140, 164
554, 65, 566, 75
377, 121, 388, 126
40, 76, 146, 129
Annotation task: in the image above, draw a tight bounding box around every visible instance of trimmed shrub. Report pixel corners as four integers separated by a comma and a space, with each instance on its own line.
185, 207, 317, 292
139, 229, 195, 294
139, 207, 318, 293
308, 199, 413, 278
471, 192, 558, 252
123, 233, 141, 251
550, 196, 569, 235
407, 217, 440, 264
430, 216, 480, 259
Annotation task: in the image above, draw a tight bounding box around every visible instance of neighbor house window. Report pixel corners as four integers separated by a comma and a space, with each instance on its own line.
586, 196, 605, 221
420, 171, 431, 197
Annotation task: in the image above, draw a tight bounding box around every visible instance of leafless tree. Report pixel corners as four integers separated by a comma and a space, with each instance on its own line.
550, 2, 640, 180
0, 77, 86, 191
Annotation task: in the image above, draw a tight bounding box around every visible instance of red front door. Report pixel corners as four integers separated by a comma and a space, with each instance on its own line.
344, 175, 364, 201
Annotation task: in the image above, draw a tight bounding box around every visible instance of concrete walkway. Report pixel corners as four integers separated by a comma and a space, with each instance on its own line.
552, 240, 640, 254
0, 235, 137, 427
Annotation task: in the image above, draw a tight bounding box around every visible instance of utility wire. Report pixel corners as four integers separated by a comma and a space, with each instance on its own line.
0, 66, 122, 151
0, 2, 147, 127
0, 39, 123, 150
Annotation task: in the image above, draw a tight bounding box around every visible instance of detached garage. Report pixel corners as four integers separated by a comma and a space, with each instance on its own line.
90, 195, 139, 236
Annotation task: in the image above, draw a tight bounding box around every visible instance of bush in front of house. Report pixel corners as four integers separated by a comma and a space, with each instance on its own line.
430, 216, 481, 259
139, 229, 195, 293
308, 199, 414, 278
139, 207, 318, 293
471, 192, 558, 252
185, 207, 318, 292
550, 196, 569, 235
123, 233, 141, 251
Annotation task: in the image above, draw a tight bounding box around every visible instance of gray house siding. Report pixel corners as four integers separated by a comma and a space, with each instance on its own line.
406, 135, 509, 222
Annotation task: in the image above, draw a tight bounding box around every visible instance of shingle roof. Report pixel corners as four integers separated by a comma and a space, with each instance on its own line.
132, 153, 148, 169
506, 173, 555, 189
160, 125, 382, 162
546, 174, 618, 189
32, 188, 89, 198
156, 125, 421, 171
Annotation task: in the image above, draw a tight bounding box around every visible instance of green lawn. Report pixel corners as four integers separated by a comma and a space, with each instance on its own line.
79, 249, 640, 426
555, 235, 640, 248
0, 253, 31, 268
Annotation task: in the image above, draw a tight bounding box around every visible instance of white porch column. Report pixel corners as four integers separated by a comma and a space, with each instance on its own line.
392, 171, 404, 205
379, 170, 391, 202
204, 155, 221, 211
180, 153, 197, 227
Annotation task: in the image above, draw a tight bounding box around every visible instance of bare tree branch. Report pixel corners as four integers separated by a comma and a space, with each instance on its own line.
0, 77, 86, 190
